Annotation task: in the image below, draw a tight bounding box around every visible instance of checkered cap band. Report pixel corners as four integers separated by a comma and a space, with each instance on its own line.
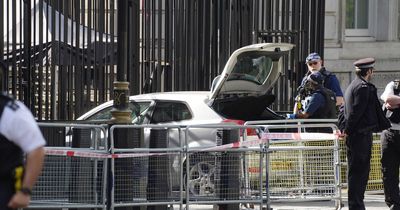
305, 53, 321, 63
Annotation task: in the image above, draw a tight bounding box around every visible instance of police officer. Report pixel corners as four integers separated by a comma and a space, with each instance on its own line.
287, 71, 337, 120
343, 57, 390, 210
0, 93, 46, 210
380, 79, 400, 210
299, 52, 344, 107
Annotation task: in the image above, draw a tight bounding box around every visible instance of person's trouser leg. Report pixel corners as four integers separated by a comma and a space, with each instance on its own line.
346, 132, 372, 210
381, 130, 400, 210
0, 178, 15, 210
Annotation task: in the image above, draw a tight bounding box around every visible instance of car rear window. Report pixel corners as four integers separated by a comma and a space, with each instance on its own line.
150, 102, 192, 123
229, 55, 273, 85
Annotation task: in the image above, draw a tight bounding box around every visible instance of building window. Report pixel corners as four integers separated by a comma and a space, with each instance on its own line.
346, 0, 369, 29
398, 4, 400, 40
345, 0, 376, 39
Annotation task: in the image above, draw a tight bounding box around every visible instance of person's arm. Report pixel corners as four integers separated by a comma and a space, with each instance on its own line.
328, 76, 344, 106
22, 147, 45, 190
8, 147, 45, 209
294, 112, 310, 119
336, 96, 344, 106
380, 81, 400, 109
287, 93, 323, 119
385, 95, 400, 109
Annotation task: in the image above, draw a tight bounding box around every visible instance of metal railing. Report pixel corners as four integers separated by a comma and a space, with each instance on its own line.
32, 121, 344, 209
1, 0, 325, 120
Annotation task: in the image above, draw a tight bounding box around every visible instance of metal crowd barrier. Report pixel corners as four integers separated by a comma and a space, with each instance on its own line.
31, 121, 356, 209
184, 124, 266, 210
32, 122, 108, 209
248, 119, 384, 192
108, 124, 185, 209
339, 137, 383, 191
245, 119, 342, 210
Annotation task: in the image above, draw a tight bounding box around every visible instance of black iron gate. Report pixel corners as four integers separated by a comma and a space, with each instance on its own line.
0, 0, 325, 120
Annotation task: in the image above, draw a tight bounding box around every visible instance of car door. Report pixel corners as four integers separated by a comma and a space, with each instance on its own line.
147, 100, 194, 148
76, 100, 153, 148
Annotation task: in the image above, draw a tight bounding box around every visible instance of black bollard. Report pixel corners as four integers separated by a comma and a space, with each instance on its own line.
147, 128, 170, 210
112, 127, 143, 210
216, 129, 240, 210
70, 127, 97, 210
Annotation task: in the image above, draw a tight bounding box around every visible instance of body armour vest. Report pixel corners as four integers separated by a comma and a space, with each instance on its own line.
0, 94, 23, 177
310, 88, 337, 119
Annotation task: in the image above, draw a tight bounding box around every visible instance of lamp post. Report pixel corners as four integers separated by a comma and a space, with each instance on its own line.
108, 1, 135, 210
111, 0, 131, 123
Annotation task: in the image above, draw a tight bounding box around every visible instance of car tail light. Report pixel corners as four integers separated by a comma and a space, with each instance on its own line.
222, 119, 245, 125
222, 119, 256, 137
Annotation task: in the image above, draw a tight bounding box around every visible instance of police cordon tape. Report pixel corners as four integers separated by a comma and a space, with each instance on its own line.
44, 149, 173, 159
201, 132, 339, 151
45, 132, 339, 158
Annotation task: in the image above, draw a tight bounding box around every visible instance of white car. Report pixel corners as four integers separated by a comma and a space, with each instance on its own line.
79, 42, 294, 133
77, 43, 294, 196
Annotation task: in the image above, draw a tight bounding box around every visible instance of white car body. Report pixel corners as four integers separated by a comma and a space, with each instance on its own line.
76, 43, 295, 196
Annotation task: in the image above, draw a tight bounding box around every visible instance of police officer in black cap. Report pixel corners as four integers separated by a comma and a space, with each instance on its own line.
343, 57, 390, 210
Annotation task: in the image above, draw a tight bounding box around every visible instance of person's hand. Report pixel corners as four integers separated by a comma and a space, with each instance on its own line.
286, 113, 296, 119
338, 130, 347, 138
386, 103, 399, 110
8, 191, 31, 209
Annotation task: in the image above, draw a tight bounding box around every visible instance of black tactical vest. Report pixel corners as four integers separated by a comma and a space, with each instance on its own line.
310, 88, 337, 119
0, 94, 23, 177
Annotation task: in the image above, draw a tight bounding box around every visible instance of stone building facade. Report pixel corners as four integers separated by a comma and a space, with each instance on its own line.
324, 0, 400, 95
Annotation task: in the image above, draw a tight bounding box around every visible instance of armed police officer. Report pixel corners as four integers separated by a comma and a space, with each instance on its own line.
380, 79, 400, 210
343, 58, 390, 210
295, 53, 344, 114
287, 71, 337, 121
0, 93, 46, 210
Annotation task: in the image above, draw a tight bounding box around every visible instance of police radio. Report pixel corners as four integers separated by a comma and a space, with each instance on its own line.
383, 79, 400, 123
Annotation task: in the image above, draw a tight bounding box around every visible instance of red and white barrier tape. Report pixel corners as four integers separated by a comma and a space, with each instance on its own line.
45, 148, 174, 159
201, 132, 338, 151
45, 132, 339, 158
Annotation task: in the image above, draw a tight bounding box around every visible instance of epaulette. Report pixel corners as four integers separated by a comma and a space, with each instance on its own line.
361, 81, 368, 88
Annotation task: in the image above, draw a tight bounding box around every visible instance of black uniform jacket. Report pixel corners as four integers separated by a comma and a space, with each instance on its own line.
344, 77, 381, 135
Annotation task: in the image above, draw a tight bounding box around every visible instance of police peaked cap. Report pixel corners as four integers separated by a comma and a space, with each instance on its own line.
353, 57, 375, 69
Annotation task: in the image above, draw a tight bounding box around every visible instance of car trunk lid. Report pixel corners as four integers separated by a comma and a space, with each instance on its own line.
209, 43, 294, 120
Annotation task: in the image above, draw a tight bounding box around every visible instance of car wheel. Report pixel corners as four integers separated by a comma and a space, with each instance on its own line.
185, 154, 216, 197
